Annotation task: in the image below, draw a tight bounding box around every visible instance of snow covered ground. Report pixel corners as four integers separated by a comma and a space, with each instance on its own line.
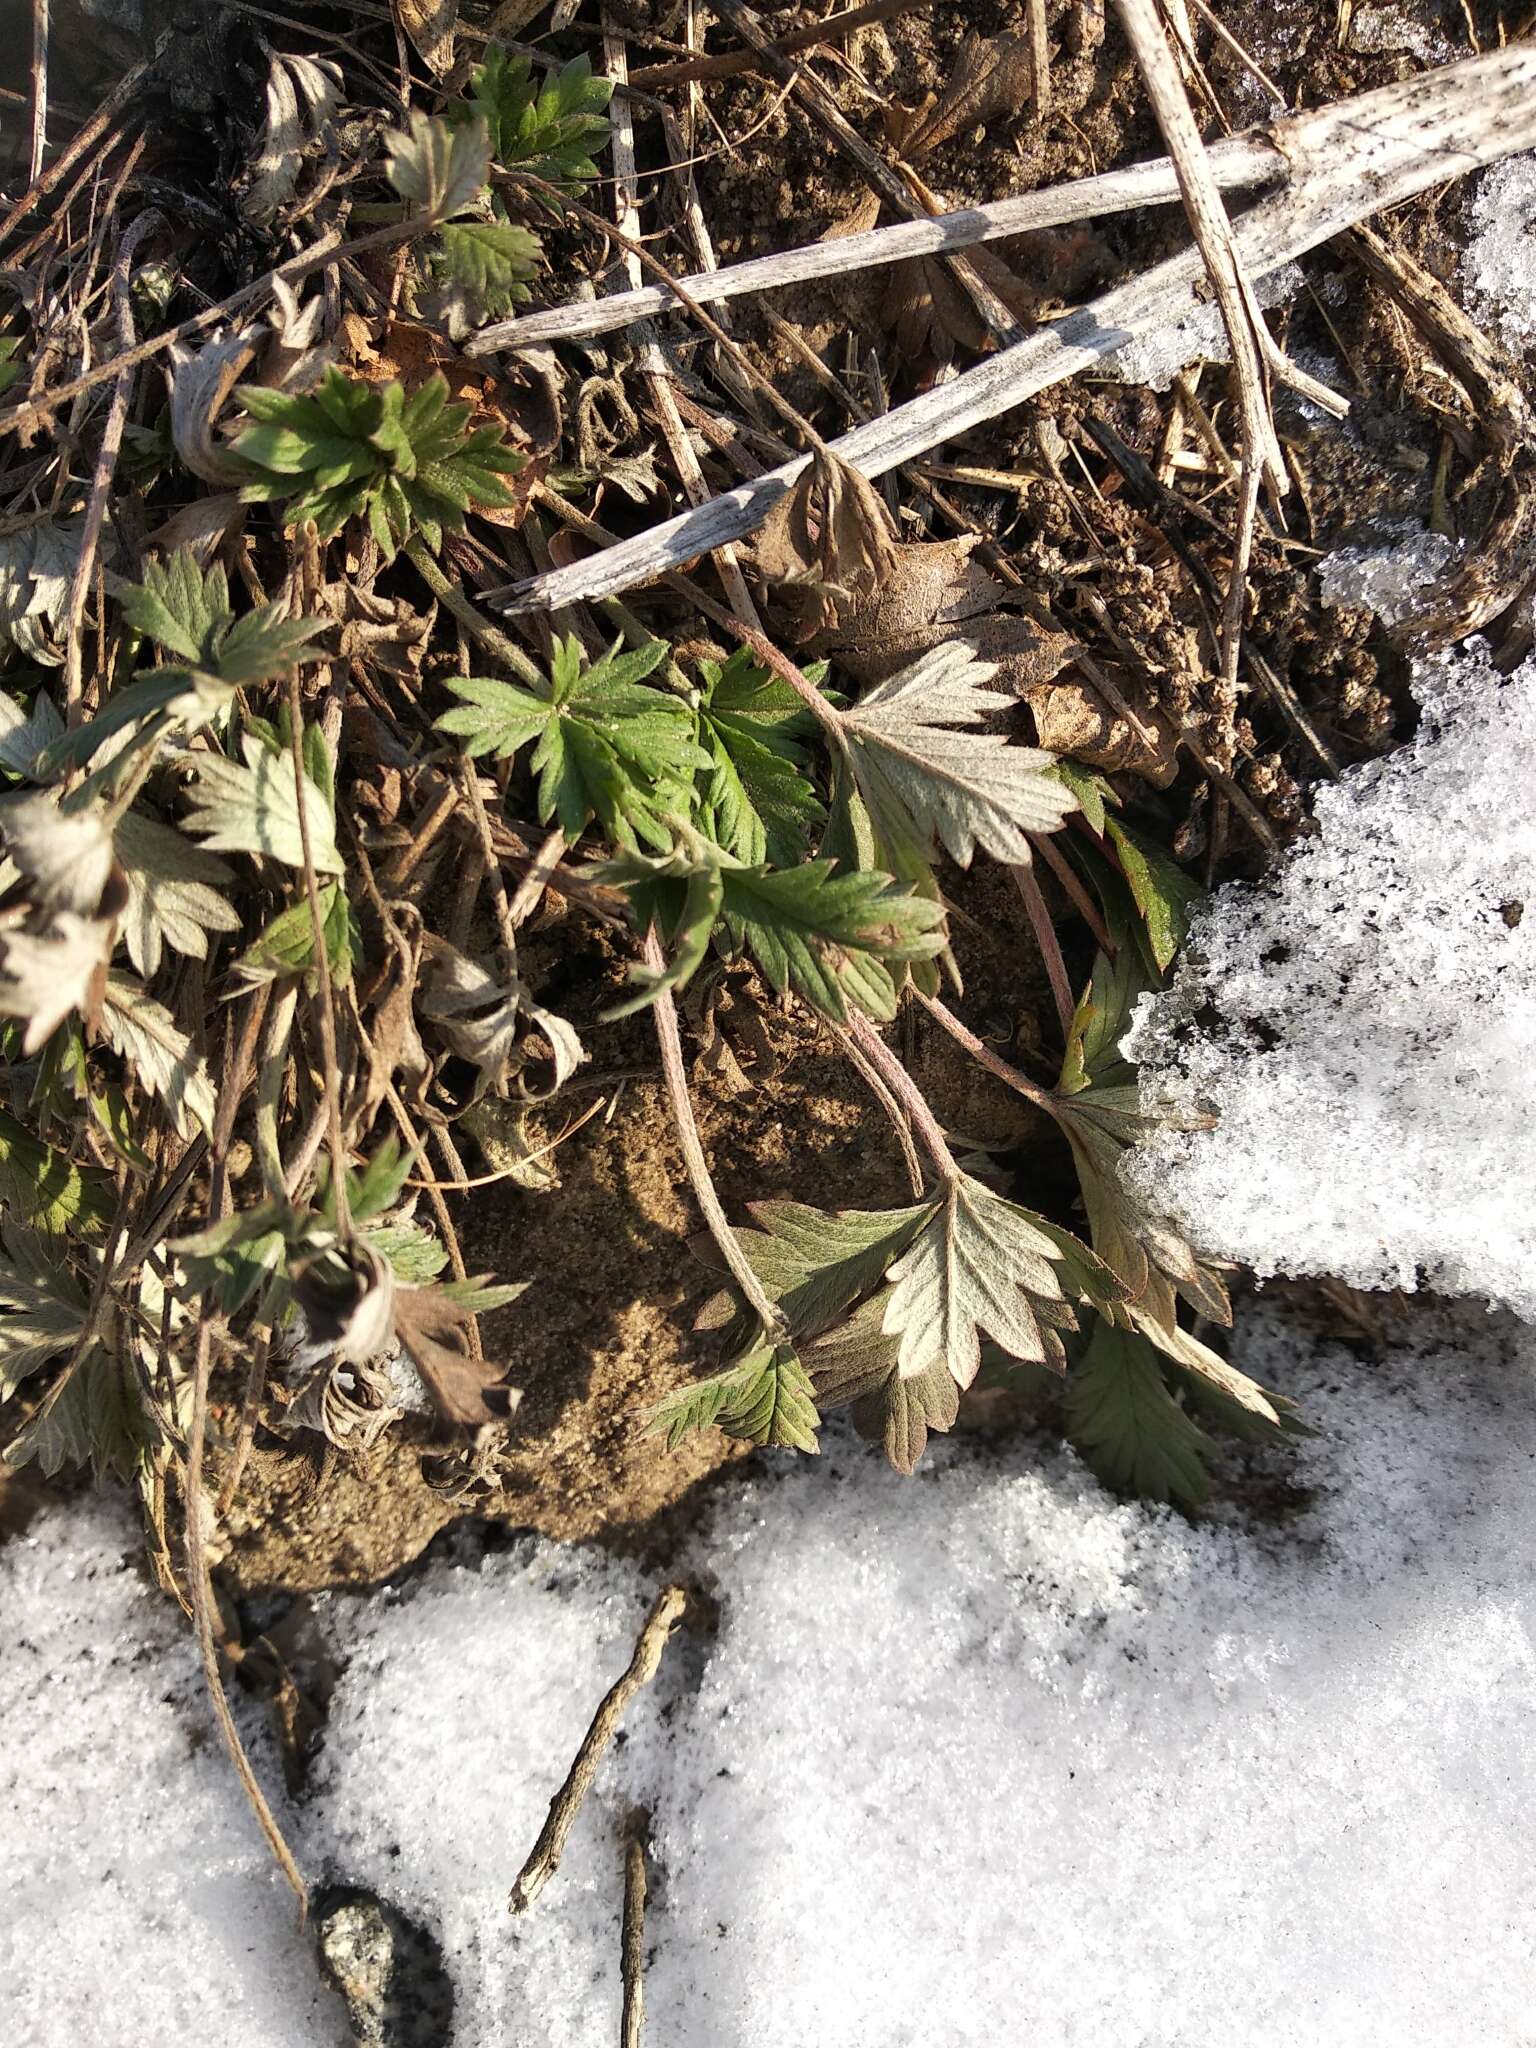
5, 1301, 1536, 2048
1127, 640, 1536, 1318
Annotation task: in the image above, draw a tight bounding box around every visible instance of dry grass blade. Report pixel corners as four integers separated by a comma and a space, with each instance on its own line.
1112, 0, 1286, 504
468, 136, 1283, 354
508, 1584, 690, 1914
493, 46, 1536, 615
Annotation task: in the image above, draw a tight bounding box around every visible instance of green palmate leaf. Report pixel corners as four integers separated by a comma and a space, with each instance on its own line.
693, 650, 824, 865
0, 1228, 87, 1400
839, 642, 1077, 868
171, 1200, 293, 1315
4, 1341, 148, 1481
183, 731, 343, 873
1051, 758, 1117, 836
881, 1171, 1110, 1389
114, 809, 240, 979
469, 48, 613, 193
1104, 817, 1201, 973
725, 1199, 930, 1336
120, 551, 322, 684
233, 881, 359, 988
720, 858, 947, 1022
1065, 1319, 1217, 1508
99, 974, 217, 1140
437, 634, 706, 852
233, 368, 525, 559
809, 1292, 960, 1474
435, 219, 542, 321
385, 109, 493, 219
0, 1106, 111, 1236
649, 1340, 821, 1453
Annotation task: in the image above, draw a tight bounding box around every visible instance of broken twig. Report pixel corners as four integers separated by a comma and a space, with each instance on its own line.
508, 1584, 690, 1915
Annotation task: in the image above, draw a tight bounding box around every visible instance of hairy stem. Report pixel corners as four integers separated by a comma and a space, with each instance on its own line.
645, 929, 786, 1335
913, 989, 1062, 1120
845, 1010, 959, 1182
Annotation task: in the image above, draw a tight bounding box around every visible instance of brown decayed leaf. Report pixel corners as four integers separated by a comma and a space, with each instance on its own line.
751, 446, 901, 640
1028, 670, 1180, 784
898, 32, 1040, 160
395, 0, 457, 77
392, 1285, 522, 1428
882, 242, 1048, 364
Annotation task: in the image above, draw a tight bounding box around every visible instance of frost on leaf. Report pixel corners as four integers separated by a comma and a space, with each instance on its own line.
840, 642, 1077, 867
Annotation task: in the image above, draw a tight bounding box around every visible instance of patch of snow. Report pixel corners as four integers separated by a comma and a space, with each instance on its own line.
1318, 522, 1460, 628
8, 1298, 1536, 2044
1464, 153, 1536, 352
1099, 263, 1304, 392
0, 1498, 342, 2047
1126, 641, 1536, 1316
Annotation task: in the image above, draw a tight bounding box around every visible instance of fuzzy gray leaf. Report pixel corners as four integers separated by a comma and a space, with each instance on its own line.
183, 734, 342, 873
385, 110, 490, 221
841, 641, 1077, 866
882, 1172, 1077, 1389
114, 810, 240, 978
0, 687, 64, 777
100, 974, 217, 1138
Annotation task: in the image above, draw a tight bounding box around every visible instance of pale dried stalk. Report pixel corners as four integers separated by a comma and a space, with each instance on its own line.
494, 48, 1536, 615
620, 1825, 648, 2048
509, 1585, 690, 1915
1113, 0, 1285, 502
469, 137, 1281, 353
603, 16, 761, 626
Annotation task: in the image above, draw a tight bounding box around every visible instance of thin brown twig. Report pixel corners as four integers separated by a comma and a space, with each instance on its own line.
629, 0, 921, 87
62, 207, 162, 725
285, 658, 351, 1237
644, 930, 787, 1336
621, 1822, 649, 2048
508, 1584, 690, 1915
845, 1012, 958, 1182
1012, 862, 1076, 1041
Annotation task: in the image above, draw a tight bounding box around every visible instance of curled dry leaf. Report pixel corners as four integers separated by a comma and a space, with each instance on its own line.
292, 1237, 398, 1369
244, 48, 343, 222
418, 933, 586, 1101
167, 290, 332, 487
751, 446, 901, 640
395, 0, 458, 78
392, 1284, 523, 1428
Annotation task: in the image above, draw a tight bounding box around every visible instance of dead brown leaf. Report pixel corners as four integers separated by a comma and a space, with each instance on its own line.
898, 32, 1040, 160
751, 446, 901, 639
392, 1285, 522, 1428
396, 0, 457, 77
882, 241, 1049, 364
